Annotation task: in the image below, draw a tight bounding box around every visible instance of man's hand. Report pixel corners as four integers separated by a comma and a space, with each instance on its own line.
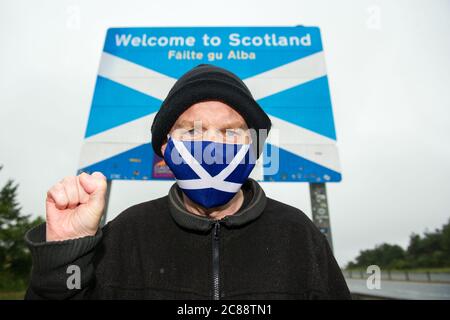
45, 172, 107, 242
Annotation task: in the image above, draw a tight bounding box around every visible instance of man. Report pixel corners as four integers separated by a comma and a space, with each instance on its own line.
25, 64, 351, 299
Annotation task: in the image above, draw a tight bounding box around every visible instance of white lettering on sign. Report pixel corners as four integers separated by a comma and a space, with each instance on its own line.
115, 34, 196, 47
115, 33, 312, 48
228, 33, 311, 47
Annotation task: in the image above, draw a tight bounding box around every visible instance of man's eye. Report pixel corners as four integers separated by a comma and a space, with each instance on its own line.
225, 130, 239, 137
187, 128, 201, 135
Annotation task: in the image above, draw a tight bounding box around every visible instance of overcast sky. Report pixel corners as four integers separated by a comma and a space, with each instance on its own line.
1, 0, 449, 267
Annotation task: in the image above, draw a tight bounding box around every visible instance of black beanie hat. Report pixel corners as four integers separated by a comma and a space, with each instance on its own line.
151, 64, 272, 158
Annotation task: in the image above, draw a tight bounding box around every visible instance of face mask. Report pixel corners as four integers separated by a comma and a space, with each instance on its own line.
163, 136, 256, 208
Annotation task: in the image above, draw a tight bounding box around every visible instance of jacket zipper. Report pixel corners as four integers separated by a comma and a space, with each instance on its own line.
212, 222, 221, 300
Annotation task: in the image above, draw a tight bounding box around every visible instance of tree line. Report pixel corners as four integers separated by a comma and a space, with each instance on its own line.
347, 218, 450, 270
0, 166, 43, 291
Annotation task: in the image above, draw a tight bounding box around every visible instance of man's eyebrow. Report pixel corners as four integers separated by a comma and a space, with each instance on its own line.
220, 121, 248, 129
173, 119, 247, 129
173, 119, 195, 128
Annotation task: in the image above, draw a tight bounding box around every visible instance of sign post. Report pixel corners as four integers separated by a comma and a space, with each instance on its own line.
309, 183, 333, 252
100, 180, 112, 227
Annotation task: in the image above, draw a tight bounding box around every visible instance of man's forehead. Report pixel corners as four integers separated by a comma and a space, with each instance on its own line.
174, 118, 247, 129
173, 101, 248, 129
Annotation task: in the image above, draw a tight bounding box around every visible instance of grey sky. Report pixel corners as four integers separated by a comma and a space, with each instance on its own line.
1, 0, 449, 266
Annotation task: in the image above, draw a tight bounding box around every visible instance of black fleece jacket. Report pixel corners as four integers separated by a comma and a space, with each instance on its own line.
24, 179, 351, 300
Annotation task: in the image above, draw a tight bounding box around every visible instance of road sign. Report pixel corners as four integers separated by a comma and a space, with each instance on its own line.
78, 26, 341, 183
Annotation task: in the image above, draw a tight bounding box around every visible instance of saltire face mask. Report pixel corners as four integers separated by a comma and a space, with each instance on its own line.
163, 136, 256, 208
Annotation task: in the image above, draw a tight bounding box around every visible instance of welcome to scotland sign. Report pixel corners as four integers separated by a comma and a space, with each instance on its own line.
78, 26, 342, 182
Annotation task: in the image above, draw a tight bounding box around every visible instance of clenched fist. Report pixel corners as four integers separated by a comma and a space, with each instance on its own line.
45, 172, 107, 242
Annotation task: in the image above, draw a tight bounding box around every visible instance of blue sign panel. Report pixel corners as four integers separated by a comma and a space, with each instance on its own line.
78, 26, 341, 182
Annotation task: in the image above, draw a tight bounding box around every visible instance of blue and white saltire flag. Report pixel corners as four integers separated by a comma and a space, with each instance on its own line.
164, 138, 256, 207
78, 26, 341, 183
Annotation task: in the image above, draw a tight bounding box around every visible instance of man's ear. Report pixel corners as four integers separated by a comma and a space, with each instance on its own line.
161, 141, 167, 157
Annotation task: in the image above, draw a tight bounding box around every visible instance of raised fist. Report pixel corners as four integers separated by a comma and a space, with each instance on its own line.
45, 172, 107, 242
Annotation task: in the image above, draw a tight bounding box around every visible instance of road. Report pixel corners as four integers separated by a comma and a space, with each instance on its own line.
346, 278, 450, 300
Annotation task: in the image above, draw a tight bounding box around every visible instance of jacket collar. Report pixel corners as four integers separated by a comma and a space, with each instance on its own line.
168, 178, 267, 232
